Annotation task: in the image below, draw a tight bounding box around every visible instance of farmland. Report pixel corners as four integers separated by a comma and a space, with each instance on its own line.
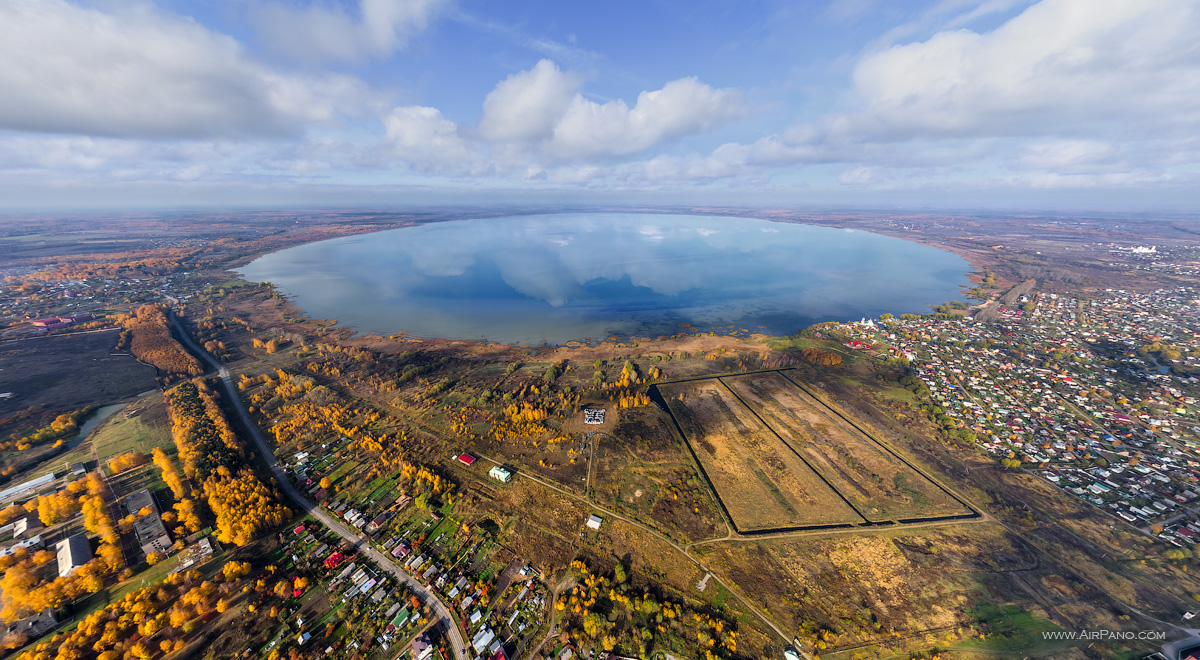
0, 330, 159, 477
0, 329, 157, 413
660, 370, 972, 533
724, 371, 969, 522
659, 378, 862, 532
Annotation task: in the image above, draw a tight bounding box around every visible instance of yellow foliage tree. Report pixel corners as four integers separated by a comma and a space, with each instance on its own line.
106, 452, 149, 474
204, 467, 290, 547
152, 447, 188, 500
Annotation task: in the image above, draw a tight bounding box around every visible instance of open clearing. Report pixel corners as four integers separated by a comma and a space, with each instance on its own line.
0, 330, 158, 412
724, 371, 968, 522
589, 408, 723, 542
94, 391, 174, 471
660, 379, 861, 532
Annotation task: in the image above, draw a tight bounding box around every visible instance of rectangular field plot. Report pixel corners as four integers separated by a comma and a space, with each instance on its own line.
723, 372, 969, 522
660, 380, 862, 532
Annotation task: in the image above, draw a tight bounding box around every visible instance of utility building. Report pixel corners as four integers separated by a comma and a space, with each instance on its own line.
55, 533, 90, 578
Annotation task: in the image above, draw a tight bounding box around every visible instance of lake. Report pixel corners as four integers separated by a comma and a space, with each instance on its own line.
237, 213, 971, 345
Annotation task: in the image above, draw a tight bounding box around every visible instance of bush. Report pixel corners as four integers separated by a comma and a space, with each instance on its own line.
799, 347, 842, 366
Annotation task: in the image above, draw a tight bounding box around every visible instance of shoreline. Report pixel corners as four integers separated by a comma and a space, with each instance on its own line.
227, 212, 977, 350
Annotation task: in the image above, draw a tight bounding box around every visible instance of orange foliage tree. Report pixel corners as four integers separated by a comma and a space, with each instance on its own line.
204, 467, 290, 546
151, 447, 188, 500
166, 379, 289, 546
800, 347, 843, 366
118, 305, 202, 377
107, 452, 149, 474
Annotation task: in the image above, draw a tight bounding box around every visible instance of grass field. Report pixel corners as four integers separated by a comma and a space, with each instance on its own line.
660, 379, 861, 531
93, 393, 174, 473
22, 402, 129, 478
724, 372, 968, 522
955, 604, 1065, 654
0, 330, 158, 413
589, 408, 723, 542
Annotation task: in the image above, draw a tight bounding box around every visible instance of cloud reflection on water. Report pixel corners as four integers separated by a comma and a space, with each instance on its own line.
238, 213, 969, 344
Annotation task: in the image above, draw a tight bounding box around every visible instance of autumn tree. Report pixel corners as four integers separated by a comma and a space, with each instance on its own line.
800, 347, 842, 366
173, 499, 204, 534
221, 560, 252, 582
166, 379, 246, 480
118, 304, 202, 376
35, 490, 82, 526
152, 447, 188, 500
107, 452, 149, 474
204, 467, 290, 546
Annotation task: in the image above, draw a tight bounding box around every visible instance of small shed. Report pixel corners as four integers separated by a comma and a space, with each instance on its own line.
586, 515, 603, 530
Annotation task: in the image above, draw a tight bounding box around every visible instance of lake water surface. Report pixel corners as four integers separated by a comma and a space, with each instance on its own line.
238, 213, 970, 345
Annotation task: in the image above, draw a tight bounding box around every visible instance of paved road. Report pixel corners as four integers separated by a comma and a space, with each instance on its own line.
169, 313, 469, 659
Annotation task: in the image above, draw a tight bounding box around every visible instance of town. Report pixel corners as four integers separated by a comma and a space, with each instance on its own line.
832, 286, 1200, 547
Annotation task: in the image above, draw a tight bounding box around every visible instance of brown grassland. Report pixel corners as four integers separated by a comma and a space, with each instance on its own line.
588, 407, 724, 543
724, 371, 968, 522
660, 379, 862, 531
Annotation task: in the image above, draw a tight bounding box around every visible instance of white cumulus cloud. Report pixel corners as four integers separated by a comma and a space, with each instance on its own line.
548, 78, 745, 159
0, 0, 371, 139
478, 60, 745, 162
249, 0, 449, 64
383, 106, 476, 172
847, 0, 1200, 139
479, 60, 584, 143
645, 0, 1200, 187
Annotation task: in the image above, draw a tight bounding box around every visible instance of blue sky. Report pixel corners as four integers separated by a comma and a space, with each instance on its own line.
1, 0, 1198, 210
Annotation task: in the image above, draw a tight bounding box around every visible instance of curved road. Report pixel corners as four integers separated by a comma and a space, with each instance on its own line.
169, 313, 468, 659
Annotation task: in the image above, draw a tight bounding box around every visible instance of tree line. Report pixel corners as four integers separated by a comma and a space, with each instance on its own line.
165, 379, 290, 547
118, 305, 202, 378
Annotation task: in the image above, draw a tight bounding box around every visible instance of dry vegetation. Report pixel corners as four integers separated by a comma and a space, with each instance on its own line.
589, 408, 724, 543
725, 372, 967, 522
690, 524, 1133, 657
661, 379, 861, 531
117, 305, 202, 379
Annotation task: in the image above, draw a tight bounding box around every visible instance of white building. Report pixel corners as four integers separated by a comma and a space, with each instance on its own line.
489, 466, 512, 483
583, 409, 605, 424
